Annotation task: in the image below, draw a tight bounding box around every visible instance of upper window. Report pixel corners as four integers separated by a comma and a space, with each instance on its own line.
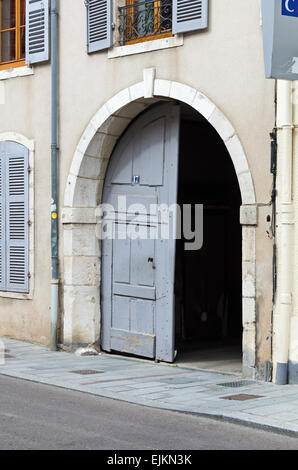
119, 0, 173, 45
0, 0, 26, 70
86, 1, 209, 54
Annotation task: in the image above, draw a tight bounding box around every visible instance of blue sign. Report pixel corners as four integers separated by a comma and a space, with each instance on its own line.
132, 175, 140, 184
282, 0, 298, 17
262, 0, 298, 80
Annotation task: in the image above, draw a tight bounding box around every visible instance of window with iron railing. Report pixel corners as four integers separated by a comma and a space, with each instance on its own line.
118, 0, 173, 45
86, 1, 208, 54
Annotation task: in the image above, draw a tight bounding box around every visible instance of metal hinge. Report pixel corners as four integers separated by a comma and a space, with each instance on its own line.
28, 272, 31, 279
27, 220, 32, 226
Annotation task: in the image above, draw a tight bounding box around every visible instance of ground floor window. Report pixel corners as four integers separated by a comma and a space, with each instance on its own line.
0, 141, 29, 293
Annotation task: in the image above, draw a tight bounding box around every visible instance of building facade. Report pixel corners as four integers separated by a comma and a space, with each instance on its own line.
0, 0, 277, 380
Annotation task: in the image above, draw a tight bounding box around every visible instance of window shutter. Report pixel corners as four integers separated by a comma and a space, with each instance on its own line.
86, 0, 112, 53
5, 143, 29, 294
0, 147, 6, 291
25, 0, 50, 65
172, 0, 209, 34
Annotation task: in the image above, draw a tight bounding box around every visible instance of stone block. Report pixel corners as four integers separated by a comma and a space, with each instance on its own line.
63, 224, 100, 257
208, 108, 235, 142
242, 261, 256, 298
89, 104, 110, 133
106, 88, 131, 115
240, 205, 258, 226
143, 68, 156, 98
243, 327, 256, 368
225, 135, 249, 175
154, 79, 171, 97
238, 172, 256, 206
62, 207, 97, 224
242, 226, 256, 262
78, 155, 109, 180
170, 81, 197, 105
85, 132, 118, 160
192, 92, 215, 121
129, 82, 145, 101
99, 115, 131, 137
243, 297, 256, 326
63, 285, 100, 345
64, 256, 100, 286
115, 101, 147, 119
73, 177, 100, 207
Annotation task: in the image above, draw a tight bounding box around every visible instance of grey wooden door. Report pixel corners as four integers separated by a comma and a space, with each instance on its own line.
101, 103, 180, 362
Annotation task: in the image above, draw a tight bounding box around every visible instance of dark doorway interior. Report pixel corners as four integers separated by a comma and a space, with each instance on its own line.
175, 104, 243, 373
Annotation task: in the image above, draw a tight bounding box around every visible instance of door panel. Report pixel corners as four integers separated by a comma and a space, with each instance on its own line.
134, 117, 165, 186
101, 103, 180, 361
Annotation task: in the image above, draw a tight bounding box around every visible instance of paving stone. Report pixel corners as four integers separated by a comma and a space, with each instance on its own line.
3, 336, 298, 435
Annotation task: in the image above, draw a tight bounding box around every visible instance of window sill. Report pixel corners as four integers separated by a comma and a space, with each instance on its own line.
0, 291, 32, 300
108, 34, 183, 59
0, 65, 34, 81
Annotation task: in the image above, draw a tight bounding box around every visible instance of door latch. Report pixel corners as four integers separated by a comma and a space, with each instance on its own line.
148, 258, 156, 269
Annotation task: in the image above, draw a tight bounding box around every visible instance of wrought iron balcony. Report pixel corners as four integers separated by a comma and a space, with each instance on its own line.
118, 0, 172, 45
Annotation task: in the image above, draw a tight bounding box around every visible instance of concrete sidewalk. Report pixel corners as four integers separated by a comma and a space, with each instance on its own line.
1, 337, 298, 436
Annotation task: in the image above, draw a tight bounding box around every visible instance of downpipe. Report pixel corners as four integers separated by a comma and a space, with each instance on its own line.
274, 80, 294, 384
50, 0, 59, 351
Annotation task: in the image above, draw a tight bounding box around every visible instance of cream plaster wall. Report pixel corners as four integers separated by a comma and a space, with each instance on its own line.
0, 64, 51, 345
0, 0, 275, 377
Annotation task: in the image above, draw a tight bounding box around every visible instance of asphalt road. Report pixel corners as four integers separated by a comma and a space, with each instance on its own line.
0, 374, 298, 450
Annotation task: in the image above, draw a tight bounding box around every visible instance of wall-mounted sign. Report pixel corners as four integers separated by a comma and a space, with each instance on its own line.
262, 0, 298, 79
282, 0, 298, 17
132, 175, 140, 184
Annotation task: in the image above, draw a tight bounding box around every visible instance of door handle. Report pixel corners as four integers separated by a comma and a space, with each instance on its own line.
148, 258, 156, 269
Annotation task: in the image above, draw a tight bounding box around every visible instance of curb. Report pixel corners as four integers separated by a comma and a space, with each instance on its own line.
1, 369, 297, 438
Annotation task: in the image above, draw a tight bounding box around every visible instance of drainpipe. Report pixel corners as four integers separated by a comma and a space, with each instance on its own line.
274, 80, 294, 384
50, 0, 59, 351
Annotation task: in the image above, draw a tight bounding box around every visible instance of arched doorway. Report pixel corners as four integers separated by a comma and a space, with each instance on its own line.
99, 101, 242, 370
62, 78, 256, 376
175, 104, 242, 373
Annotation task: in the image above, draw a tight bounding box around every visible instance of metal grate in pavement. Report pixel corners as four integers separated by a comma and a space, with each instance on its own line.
216, 380, 257, 388
221, 394, 264, 401
70, 370, 105, 375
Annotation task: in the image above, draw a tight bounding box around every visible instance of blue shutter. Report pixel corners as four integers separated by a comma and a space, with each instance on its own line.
25, 0, 50, 65
172, 0, 209, 34
86, 0, 113, 53
5, 143, 29, 294
0, 145, 6, 291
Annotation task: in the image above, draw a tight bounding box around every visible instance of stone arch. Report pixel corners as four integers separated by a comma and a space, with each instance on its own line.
62, 77, 257, 377
64, 80, 255, 209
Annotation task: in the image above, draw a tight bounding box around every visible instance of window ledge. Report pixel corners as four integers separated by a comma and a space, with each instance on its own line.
0, 291, 32, 300
108, 34, 183, 59
0, 65, 34, 81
